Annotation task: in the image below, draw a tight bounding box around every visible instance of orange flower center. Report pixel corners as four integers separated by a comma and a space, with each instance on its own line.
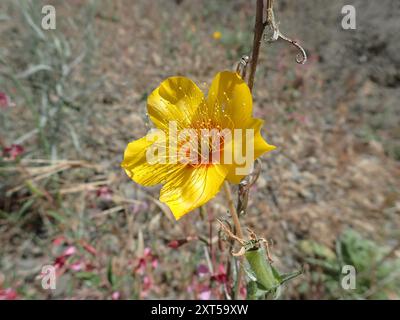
177, 119, 226, 167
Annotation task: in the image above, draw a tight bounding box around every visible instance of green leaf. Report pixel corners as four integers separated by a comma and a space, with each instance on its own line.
107, 258, 115, 287
75, 272, 101, 287
280, 268, 303, 285
46, 210, 66, 223
298, 239, 336, 261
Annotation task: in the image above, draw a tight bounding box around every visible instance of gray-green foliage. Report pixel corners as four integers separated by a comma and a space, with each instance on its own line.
0, 0, 101, 157
299, 229, 400, 299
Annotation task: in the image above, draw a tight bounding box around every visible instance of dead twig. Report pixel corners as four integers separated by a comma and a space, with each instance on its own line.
218, 219, 274, 263
236, 159, 261, 216
263, 0, 307, 64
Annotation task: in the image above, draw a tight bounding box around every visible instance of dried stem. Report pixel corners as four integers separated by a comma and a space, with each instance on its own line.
264, 0, 307, 64
224, 0, 307, 300
223, 182, 244, 239
223, 0, 266, 300
236, 159, 261, 216
222, 181, 244, 299
247, 0, 265, 92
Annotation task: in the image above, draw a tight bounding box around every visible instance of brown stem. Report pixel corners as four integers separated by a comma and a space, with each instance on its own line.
224, 0, 307, 300
247, 0, 265, 92
224, 0, 268, 300
223, 181, 244, 299
223, 182, 243, 239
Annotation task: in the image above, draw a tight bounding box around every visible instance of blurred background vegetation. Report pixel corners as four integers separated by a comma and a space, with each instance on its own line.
0, 0, 399, 299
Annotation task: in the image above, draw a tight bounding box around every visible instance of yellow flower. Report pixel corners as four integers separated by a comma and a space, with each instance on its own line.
212, 31, 222, 40
122, 71, 275, 220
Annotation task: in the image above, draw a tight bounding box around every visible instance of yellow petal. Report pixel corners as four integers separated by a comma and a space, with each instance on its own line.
121, 131, 182, 186
160, 164, 228, 220
147, 77, 205, 131
225, 118, 276, 184
250, 118, 276, 159
205, 71, 252, 129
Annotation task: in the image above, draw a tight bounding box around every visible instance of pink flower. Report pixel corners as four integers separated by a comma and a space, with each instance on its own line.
69, 261, 85, 271
167, 238, 190, 249
0, 92, 13, 109
0, 288, 17, 300
134, 247, 159, 274
240, 286, 247, 298
52, 236, 65, 246
54, 246, 76, 270
140, 276, 153, 298
143, 276, 152, 291
96, 186, 113, 201
134, 258, 147, 275
54, 257, 66, 270
63, 246, 76, 256
199, 288, 211, 300
111, 291, 120, 300
151, 257, 158, 269
211, 263, 227, 284
143, 247, 152, 257
197, 264, 209, 276
167, 240, 180, 249
3, 144, 24, 160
